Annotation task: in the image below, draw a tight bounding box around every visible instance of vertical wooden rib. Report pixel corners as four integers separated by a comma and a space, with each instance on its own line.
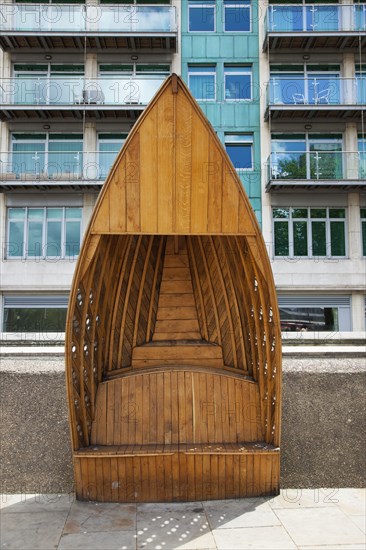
157, 90, 174, 233
190, 115, 209, 233
175, 87, 192, 233
207, 236, 238, 368
132, 235, 154, 347
146, 236, 165, 342
140, 104, 158, 233
125, 131, 140, 232
207, 138, 223, 233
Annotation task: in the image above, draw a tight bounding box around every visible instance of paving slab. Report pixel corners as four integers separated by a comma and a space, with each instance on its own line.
268, 488, 338, 509
63, 501, 136, 534
0, 493, 73, 513
204, 498, 281, 529
1, 511, 69, 550
58, 530, 136, 550
212, 525, 297, 549
274, 507, 365, 547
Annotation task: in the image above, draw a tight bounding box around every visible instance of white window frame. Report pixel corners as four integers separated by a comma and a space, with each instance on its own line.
225, 134, 254, 171
272, 207, 347, 259
223, 1, 251, 33
188, 2, 216, 33
187, 66, 217, 101
224, 65, 252, 102
361, 207, 366, 258
6, 206, 82, 260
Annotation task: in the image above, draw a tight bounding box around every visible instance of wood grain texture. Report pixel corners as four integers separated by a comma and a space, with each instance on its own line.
65, 75, 282, 502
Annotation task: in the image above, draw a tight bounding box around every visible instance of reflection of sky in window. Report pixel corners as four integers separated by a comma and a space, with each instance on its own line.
189, 5, 215, 32
226, 144, 252, 169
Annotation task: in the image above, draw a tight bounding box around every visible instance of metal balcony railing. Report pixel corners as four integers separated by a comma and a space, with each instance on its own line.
0, 150, 123, 181
266, 4, 366, 33
0, 76, 168, 106
0, 4, 177, 34
267, 77, 366, 106
267, 151, 366, 182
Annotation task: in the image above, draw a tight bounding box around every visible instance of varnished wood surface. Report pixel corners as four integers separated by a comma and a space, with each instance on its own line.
65, 75, 282, 502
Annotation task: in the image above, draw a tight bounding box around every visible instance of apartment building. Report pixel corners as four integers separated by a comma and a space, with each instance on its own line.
0, 0, 365, 336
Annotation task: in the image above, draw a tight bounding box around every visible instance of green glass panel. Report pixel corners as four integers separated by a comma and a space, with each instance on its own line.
12, 134, 46, 141
47, 208, 62, 219
65, 221, 81, 257
65, 208, 82, 219
8, 221, 24, 257
292, 208, 307, 219
46, 221, 62, 257
362, 221, 366, 256
274, 222, 289, 256
9, 208, 25, 220
312, 221, 326, 256
310, 208, 326, 218
293, 221, 308, 256
28, 209, 43, 220
329, 208, 346, 219
3, 308, 67, 333
99, 65, 133, 73
330, 222, 346, 256
27, 221, 43, 257
273, 208, 289, 219
360, 208, 366, 218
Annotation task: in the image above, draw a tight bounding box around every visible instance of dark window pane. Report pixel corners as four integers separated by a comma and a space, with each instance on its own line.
225, 144, 252, 169
293, 221, 308, 256
225, 74, 251, 100
312, 221, 326, 256
27, 221, 43, 257
362, 220, 366, 256
224, 5, 250, 31
310, 208, 326, 218
65, 221, 81, 257
329, 208, 345, 219
274, 222, 289, 255
3, 308, 67, 332
8, 221, 24, 257
330, 221, 345, 256
189, 6, 215, 31
280, 306, 338, 332
292, 208, 307, 219
46, 221, 62, 257
273, 208, 289, 219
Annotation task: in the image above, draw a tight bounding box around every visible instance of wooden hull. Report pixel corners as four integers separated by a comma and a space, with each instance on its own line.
65, 76, 282, 502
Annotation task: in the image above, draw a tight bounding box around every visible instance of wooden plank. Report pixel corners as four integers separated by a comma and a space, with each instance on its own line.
175, 86, 192, 233
125, 131, 141, 232
163, 254, 189, 268
171, 371, 179, 445
156, 306, 200, 321
222, 168, 239, 233
140, 104, 158, 233
133, 344, 222, 360
207, 139, 223, 233
159, 280, 194, 294
154, 319, 200, 334
158, 293, 195, 307
190, 115, 209, 233
163, 371, 172, 445
152, 331, 202, 341
161, 267, 191, 281
109, 167, 126, 233
157, 90, 174, 233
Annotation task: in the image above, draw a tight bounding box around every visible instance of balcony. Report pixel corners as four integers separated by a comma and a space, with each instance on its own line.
265, 77, 366, 121
0, 150, 121, 190
0, 3, 177, 51
0, 75, 168, 120
264, 4, 366, 51
266, 151, 366, 191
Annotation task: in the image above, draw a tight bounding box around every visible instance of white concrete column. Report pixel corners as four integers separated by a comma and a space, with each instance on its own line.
351, 293, 365, 331
339, 0, 353, 32
83, 121, 97, 179
0, 192, 6, 263
342, 53, 355, 104
171, 0, 181, 76
344, 122, 358, 179
82, 193, 98, 234
348, 192, 361, 260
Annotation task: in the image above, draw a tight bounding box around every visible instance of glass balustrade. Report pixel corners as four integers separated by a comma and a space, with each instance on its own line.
0, 76, 167, 105
267, 4, 366, 33
0, 150, 128, 181
267, 77, 365, 106
267, 151, 364, 182
0, 4, 177, 33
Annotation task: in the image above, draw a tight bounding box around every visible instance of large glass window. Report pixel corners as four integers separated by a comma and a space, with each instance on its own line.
278, 296, 351, 332
11, 133, 83, 180
188, 1, 215, 32
360, 136, 366, 180
224, 65, 252, 101
270, 134, 343, 181
188, 66, 216, 101
7, 207, 82, 259
225, 134, 253, 170
273, 207, 346, 258
3, 295, 68, 333
356, 65, 366, 105
361, 208, 366, 257
98, 134, 127, 179
224, 0, 251, 32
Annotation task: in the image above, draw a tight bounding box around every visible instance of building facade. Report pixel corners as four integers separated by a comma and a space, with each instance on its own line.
0, 0, 365, 336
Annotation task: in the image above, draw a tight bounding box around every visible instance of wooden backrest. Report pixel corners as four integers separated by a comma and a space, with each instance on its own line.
90, 368, 263, 446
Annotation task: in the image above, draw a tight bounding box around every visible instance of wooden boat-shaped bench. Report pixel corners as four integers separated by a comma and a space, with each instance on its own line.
65, 75, 282, 502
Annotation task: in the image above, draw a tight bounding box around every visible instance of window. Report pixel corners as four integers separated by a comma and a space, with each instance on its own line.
361, 208, 366, 257
224, 0, 251, 32
225, 134, 253, 170
188, 1, 215, 32
11, 133, 83, 180
7, 207, 82, 259
270, 134, 343, 181
98, 133, 127, 179
273, 207, 346, 258
224, 66, 252, 101
2, 295, 68, 333
278, 296, 351, 332
188, 66, 216, 101
359, 136, 366, 180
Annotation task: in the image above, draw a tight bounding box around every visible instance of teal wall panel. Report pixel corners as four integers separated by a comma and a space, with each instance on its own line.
181, 0, 262, 222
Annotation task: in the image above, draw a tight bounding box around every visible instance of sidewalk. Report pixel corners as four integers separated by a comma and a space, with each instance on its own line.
1, 489, 365, 550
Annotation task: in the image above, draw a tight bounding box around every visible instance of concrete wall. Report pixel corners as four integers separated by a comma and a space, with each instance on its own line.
1, 355, 365, 494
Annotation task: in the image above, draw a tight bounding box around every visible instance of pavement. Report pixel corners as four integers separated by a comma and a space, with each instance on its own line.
1, 489, 365, 550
